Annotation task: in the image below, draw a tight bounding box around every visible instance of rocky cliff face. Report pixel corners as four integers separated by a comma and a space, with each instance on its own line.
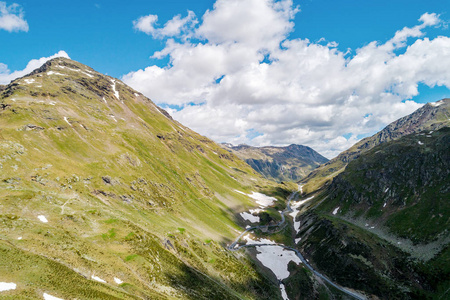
293, 127, 449, 299
223, 144, 328, 182
302, 99, 450, 193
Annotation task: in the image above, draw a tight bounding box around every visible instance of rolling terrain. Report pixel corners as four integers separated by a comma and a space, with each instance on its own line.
0, 57, 296, 299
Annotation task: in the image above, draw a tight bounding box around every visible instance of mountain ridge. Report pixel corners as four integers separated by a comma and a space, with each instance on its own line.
302, 98, 450, 193
0, 57, 291, 299
222, 143, 328, 183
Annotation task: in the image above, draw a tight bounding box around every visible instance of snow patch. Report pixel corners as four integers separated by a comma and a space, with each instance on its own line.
418, 141, 424, 145
38, 215, 48, 223
91, 275, 106, 283
63, 117, 70, 126
111, 79, 120, 101
240, 212, 260, 223
249, 192, 276, 207
255, 245, 302, 280
290, 195, 315, 233
280, 283, 289, 300
332, 207, 340, 215
47, 71, 64, 76
43, 293, 64, 300
114, 277, 123, 284
234, 190, 277, 207
243, 234, 275, 245
429, 100, 443, 107
24, 78, 35, 84
109, 115, 117, 122
383, 202, 387, 208
17, 237, 22, 240
249, 208, 263, 214
0, 282, 16, 291
295, 237, 301, 244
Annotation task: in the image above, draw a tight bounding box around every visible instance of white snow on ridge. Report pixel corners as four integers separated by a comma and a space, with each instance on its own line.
109, 115, 117, 122
47, 71, 64, 76
43, 292, 64, 300
240, 212, 260, 223
255, 245, 301, 280
38, 215, 48, 223
430, 100, 443, 107
114, 277, 123, 284
91, 275, 106, 283
0, 282, 16, 291
111, 79, 120, 101
24, 78, 35, 84
56, 65, 94, 78
63, 117, 71, 126
332, 207, 340, 215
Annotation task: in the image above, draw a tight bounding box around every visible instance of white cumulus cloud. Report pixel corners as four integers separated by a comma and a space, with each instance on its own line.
0, 50, 70, 84
124, 1, 449, 158
133, 10, 197, 39
0, 1, 28, 32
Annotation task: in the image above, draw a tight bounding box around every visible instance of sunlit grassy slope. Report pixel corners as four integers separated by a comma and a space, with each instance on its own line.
0, 58, 292, 299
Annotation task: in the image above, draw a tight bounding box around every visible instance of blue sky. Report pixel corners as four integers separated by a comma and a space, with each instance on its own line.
1, 0, 449, 157
2, 0, 448, 79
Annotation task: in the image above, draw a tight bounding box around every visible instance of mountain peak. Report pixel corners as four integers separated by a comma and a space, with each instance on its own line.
25, 57, 99, 80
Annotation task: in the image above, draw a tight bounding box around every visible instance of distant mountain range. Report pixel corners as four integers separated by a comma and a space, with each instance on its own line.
222, 143, 328, 182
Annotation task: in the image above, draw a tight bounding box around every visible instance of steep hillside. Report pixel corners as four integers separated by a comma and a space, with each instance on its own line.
0, 58, 291, 299
302, 99, 450, 193
293, 127, 450, 299
222, 144, 328, 182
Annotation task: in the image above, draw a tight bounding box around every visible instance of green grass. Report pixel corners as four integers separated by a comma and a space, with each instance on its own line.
0, 57, 287, 299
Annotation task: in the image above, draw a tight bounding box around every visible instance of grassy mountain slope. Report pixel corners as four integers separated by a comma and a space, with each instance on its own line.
302, 99, 450, 193
294, 127, 449, 299
222, 144, 328, 182
0, 58, 290, 299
